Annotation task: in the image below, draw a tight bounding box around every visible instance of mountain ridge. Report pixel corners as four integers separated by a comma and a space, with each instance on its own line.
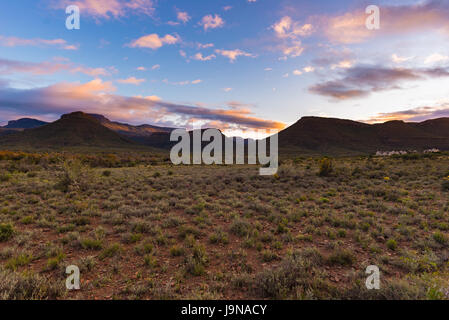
1, 111, 449, 155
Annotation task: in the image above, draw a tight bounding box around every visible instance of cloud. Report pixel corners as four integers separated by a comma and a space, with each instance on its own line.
271, 16, 313, 59
0, 57, 114, 77
272, 16, 313, 39
116, 77, 146, 85
200, 14, 224, 31
322, 1, 449, 44
192, 53, 216, 61
0, 35, 77, 50
366, 103, 449, 123
177, 11, 190, 23
162, 79, 202, 86
52, 0, 155, 20
215, 49, 255, 62
197, 43, 214, 49
425, 53, 449, 64
0, 80, 285, 131
128, 33, 179, 49
309, 65, 449, 100
391, 54, 413, 64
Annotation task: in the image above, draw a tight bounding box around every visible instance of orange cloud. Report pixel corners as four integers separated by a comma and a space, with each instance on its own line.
0, 80, 285, 131
129, 34, 179, 49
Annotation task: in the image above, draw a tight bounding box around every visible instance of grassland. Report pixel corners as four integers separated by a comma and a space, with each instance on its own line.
0, 150, 448, 300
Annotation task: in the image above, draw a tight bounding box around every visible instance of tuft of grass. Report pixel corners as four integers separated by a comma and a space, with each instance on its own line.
6, 253, 33, 271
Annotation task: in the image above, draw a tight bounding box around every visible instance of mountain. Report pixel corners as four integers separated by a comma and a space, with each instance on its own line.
89, 114, 175, 148
1, 111, 448, 155
0, 112, 134, 148
278, 116, 449, 155
4, 118, 48, 129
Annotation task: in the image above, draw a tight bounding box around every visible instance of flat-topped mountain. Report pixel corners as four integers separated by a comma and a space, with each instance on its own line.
278, 116, 449, 154
0, 112, 133, 148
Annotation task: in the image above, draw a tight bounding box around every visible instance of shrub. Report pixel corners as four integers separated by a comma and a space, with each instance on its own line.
46, 252, 66, 270
209, 229, 229, 245
327, 249, 356, 266
80, 238, 103, 250
230, 219, 251, 237
387, 239, 398, 251
144, 255, 158, 268
442, 179, 449, 192
170, 245, 185, 257
251, 249, 326, 299
99, 243, 122, 260
0, 268, 63, 299
6, 253, 33, 271
55, 159, 93, 193
261, 250, 278, 262
0, 224, 14, 242
432, 232, 448, 246
319, 158, 333, 177
185, 243, 208, 276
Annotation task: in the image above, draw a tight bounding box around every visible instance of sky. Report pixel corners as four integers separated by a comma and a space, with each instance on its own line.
1, 0, 449, 138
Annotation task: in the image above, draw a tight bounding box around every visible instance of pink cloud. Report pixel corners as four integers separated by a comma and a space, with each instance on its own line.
0, 35, 78, 50
52, 0, 155, 20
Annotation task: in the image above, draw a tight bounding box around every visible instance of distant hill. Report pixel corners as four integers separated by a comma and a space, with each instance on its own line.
0, 112, 134, 148
278, 116, 449, 155
89, 114, 175, 148
4, 118, 48, 129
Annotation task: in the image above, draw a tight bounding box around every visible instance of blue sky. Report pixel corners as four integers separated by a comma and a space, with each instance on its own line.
1, 0, 449, 137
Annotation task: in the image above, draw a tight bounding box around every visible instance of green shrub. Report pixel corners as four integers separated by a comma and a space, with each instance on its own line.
46, 252, 66, 270
99, 243, 122, 259
6, 253, 33, 271
0, 224, 14, 242
80, 238, 103, 250
387, 239, 398, 251
432, 232, 448, 245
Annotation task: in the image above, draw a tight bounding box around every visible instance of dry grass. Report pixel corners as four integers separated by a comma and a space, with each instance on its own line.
0, 151, 448, 299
